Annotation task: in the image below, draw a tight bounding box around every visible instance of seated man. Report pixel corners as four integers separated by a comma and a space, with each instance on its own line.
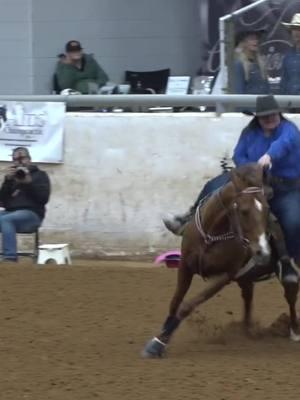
55, 40, 109, 94
0, 147, 51, 262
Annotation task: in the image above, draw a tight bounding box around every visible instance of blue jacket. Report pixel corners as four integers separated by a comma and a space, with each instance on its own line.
280, 49, 300, 95
234, 59, 270, 94
233, 119, 300, 179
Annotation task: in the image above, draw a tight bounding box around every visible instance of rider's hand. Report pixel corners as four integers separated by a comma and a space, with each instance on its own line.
258, 154, 272, 169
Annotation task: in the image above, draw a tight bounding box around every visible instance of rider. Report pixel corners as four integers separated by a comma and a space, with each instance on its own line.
163, 95, 300, 281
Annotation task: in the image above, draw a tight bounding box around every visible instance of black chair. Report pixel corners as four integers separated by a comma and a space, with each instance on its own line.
125, 68, 170, 94
0, 228, 40, 261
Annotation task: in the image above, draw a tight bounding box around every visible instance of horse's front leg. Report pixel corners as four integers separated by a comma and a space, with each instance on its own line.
176, 272, 230, 320
142, 261, 193, 358
282, 279, 300, 341
238, 281, 254, 330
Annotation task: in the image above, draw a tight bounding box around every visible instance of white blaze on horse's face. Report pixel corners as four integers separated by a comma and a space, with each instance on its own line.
258, 233, 270, 257
254, 199, 263, 212
254, 198, 270, 256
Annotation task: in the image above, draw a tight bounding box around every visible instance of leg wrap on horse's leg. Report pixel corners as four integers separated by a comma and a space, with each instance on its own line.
161, 315, 181, 337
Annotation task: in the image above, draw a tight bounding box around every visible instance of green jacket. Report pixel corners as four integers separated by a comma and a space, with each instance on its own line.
55, 54, 109, 94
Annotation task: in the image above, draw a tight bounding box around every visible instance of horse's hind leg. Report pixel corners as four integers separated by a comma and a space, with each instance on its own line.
282, 279, 300, 341
142, 261, 193, 358
238, 281, 254, 329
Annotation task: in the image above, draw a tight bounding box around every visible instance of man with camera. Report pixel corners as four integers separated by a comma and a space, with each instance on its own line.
0, 147, 51, 262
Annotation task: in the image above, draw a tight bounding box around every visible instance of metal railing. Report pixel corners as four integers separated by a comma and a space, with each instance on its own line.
0, 94, 299, 112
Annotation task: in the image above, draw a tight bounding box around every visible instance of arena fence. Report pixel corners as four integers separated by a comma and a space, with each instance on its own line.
0, 94, 299, 113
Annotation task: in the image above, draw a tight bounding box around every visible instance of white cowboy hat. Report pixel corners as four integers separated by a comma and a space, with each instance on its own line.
282, 13, 300, 28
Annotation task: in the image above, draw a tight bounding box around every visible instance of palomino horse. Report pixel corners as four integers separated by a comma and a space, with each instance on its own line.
142, 163, 300, 358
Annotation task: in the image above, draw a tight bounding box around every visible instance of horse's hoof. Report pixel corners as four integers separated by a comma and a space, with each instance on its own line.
141, 337, 166, 358
290, 328, 300, 342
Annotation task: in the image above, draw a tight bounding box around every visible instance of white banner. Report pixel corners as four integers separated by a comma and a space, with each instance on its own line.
0, 101, 65, 163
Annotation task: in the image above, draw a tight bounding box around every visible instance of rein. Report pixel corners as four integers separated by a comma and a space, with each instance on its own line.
195, 186, 264, 247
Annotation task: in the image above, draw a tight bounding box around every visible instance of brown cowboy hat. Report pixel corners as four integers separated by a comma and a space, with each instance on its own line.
255, 95, 281, 117
242, 95, 281, 117
281, 13, 300, 28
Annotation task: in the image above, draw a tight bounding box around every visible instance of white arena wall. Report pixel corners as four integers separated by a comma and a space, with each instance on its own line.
2, 112, 300, 259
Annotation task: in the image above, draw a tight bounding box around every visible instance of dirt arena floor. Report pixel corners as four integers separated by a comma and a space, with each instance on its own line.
1, 259, 300, 400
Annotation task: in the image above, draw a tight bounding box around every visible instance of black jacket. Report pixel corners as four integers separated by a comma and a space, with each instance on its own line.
0, 165, 50, 220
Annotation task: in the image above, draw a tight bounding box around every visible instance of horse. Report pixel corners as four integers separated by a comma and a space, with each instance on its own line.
142, 163, 300, 358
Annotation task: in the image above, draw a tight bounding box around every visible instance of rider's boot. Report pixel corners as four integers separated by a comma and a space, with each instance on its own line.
269, 215, 299, 283
162, 206, 195, 236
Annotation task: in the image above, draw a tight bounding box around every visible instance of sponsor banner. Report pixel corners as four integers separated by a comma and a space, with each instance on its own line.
0, 101, 65, 163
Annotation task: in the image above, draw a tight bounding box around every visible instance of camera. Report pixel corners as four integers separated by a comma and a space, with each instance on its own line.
15, 166, 27, 180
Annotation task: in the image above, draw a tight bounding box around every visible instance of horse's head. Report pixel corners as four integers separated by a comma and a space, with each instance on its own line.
229, 163, 270, 264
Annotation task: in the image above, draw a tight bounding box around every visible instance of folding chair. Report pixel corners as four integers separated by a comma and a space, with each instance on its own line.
0, 228, 40, 261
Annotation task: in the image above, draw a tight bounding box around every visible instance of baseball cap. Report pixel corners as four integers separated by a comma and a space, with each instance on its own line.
65, 40, 83, 53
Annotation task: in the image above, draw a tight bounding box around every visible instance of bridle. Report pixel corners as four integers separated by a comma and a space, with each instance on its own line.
195, 186, 265, 248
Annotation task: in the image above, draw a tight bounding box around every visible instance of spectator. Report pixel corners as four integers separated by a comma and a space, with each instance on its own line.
233, 29, 270, 94
55, 40, 109, 94
280, 14, 300, 95
0, 147, 51, 262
